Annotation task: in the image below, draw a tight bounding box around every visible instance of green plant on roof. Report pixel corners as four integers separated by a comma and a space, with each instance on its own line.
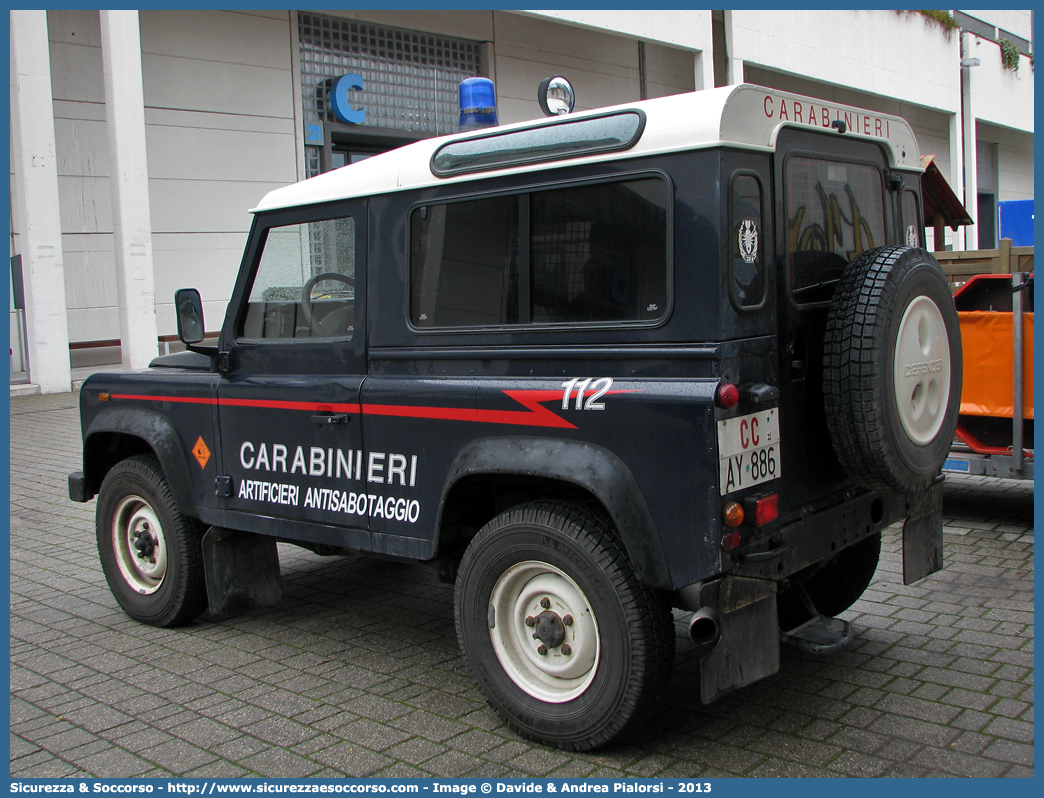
999, 38, 1021, 74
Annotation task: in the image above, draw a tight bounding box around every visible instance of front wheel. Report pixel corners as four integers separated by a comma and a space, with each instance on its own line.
96, 455, 208, 627
455, 501, 674, 750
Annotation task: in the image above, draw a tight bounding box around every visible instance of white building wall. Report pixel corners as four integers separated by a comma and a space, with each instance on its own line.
731, 10, 961, 114
519, 10, 713, 91
980, 121, 1035, 202
47, 11, 116, 344
963, 34, 1034, 132
963, 9, 1033, 40
522, 9, 713, 51
139, 9, 298, 334
491, 12, 695, 123
44, 9, 299, 345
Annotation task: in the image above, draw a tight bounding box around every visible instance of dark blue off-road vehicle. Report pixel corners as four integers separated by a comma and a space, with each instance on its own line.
71, 84, 960, 750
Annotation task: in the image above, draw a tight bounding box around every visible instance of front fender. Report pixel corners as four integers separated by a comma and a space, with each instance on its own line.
83, 407, 200, 518
440, 437, 672, 589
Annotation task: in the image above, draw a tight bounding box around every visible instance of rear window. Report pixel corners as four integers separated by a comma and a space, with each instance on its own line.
786, 157, 885, 305
410, 176, 670, 329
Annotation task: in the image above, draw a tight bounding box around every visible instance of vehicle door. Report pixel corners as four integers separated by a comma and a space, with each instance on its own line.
216, 201, 370, 548
773, 129, 896, 510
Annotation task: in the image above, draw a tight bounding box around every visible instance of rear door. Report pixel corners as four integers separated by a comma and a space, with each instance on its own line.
773, 129, 896, 510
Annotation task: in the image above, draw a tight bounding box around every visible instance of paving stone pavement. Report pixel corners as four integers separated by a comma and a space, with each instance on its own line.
10, 391, 1034, 778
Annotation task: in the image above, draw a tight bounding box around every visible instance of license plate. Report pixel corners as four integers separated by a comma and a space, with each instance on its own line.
717, 409, 781, 493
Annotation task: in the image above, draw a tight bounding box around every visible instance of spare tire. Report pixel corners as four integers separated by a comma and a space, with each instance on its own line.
823, 246, 961, 493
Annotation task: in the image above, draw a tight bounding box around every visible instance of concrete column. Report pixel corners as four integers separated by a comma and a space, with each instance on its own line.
100, 10, 159, 370
10, 10, 72, 394
693, 48, 712, 91
721, 11, 744, 85
947, 112, 963, 251
960, 31, 978, 251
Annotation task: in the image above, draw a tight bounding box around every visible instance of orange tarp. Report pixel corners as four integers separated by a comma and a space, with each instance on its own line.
958, 311, 1034, 419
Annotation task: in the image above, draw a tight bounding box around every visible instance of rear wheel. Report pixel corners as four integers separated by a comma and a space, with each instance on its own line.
455, 501, 673, 750
96, 455, 208, 627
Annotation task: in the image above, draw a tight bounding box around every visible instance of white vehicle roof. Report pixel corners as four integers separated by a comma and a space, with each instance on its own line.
253, 83, 922, 213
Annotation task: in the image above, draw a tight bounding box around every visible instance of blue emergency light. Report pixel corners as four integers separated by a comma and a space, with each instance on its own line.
458, 77, 498, 130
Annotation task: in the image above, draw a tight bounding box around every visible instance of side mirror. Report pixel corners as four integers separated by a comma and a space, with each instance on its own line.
175, 288, 206, 345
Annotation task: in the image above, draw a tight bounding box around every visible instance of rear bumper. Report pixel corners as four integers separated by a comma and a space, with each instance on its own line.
727, 489, 909, 581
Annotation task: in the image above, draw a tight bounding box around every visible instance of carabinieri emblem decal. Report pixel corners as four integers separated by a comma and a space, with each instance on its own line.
738, 219, 759, 263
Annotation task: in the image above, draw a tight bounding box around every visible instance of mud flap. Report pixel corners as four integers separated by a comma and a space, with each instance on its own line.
700, 577, 779, 704
202, 527, 283, 619
902, 479, 944, 585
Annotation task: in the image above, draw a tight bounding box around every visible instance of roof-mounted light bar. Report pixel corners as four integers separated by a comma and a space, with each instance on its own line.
430, 109, 646, 178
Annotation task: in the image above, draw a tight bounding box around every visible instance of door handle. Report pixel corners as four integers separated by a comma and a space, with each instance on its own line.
311, 413, 349, 426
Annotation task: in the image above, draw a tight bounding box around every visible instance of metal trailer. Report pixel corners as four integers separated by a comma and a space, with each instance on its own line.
943, 272, 1034, 480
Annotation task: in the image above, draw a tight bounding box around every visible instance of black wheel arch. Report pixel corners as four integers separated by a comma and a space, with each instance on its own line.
82, 407, 199, 519
436, 437, 672, 590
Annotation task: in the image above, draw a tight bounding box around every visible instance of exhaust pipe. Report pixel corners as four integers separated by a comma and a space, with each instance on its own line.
688, 607, 721, 657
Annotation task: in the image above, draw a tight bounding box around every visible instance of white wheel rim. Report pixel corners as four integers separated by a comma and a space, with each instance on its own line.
111, 495, 168, 595
893, 295, 951, 445
488, 561, 600, 703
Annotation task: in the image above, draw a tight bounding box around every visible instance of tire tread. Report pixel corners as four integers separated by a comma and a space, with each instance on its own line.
96, 454, 208, 627
823, 246, 960, 493
456, 500, 673, 751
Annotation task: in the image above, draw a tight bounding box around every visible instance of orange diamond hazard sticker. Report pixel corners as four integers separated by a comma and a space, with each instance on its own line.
192, 436, 211, 469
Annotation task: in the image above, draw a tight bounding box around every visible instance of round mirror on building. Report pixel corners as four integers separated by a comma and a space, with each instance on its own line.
538, 76, 575, 116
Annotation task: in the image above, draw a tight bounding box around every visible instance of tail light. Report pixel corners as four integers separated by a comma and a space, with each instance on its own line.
745, 493, 779, 527
716, 382, 739, 409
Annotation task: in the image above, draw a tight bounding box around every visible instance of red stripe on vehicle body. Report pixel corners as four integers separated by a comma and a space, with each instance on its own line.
362, 390, 577, 429
111, 394, 361, 413
110, 389, 582, 429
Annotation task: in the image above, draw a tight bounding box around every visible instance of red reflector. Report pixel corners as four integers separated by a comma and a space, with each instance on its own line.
717, 383, 739, 409
754, 494, 779, 526
722, 531, 742, 551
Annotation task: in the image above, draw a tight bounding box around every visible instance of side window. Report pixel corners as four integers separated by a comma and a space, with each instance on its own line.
902, 190, 923, 248
240, 217, 356, 340
410, 197, 520, 327
410, 176, 669, 328
786, 157, 885, 304
729, 173, 765, 309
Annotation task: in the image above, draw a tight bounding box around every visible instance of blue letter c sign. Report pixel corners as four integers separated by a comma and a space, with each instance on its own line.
331, 74, 365, 124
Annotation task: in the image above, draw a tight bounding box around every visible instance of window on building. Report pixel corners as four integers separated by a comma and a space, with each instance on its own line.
977, 194, 997, 249
410, 177, 670, 329
299, 13, 483, 178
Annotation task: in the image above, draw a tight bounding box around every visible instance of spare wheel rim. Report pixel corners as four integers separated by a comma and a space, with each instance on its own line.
893, 295, 951, 445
